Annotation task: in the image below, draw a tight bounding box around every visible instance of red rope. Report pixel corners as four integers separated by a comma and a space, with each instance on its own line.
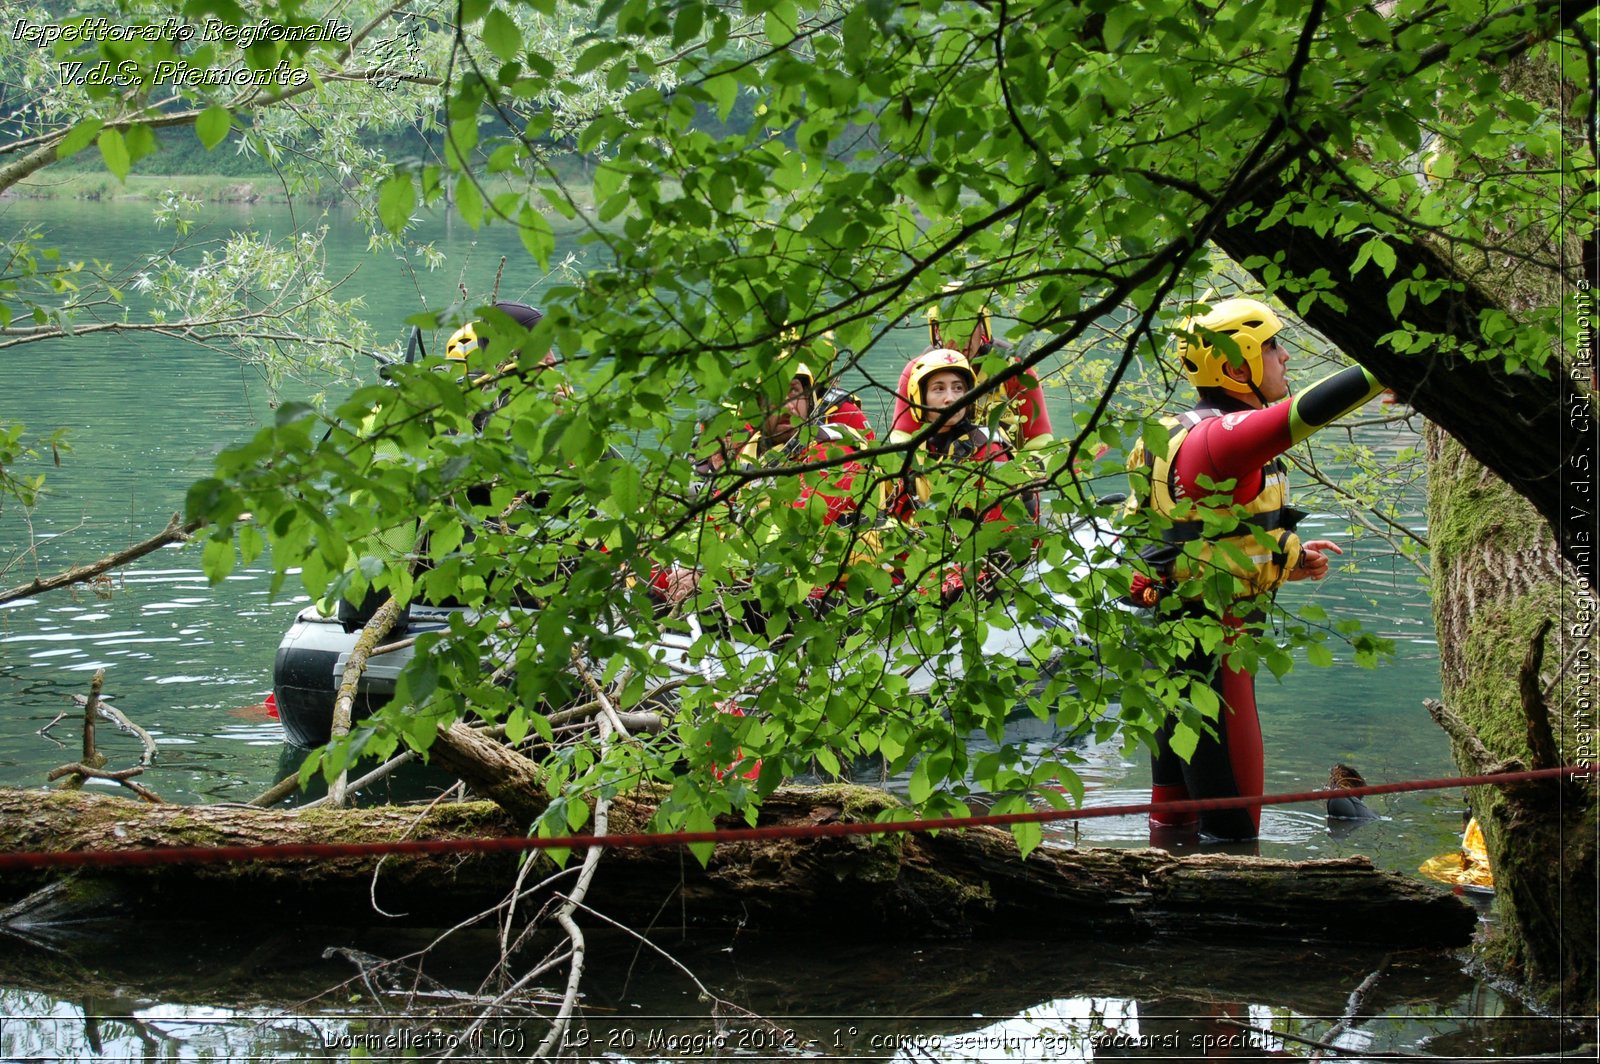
0, 764, 1585, 872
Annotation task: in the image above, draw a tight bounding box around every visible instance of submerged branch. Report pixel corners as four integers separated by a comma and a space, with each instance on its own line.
0, 514, 199, 606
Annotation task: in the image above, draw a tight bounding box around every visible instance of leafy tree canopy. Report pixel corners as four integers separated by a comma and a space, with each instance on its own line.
9, 0, 1590, 850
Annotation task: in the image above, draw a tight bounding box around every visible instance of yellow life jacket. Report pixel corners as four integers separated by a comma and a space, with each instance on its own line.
885, 423, 1010, 521
1125, 407, 1305, 600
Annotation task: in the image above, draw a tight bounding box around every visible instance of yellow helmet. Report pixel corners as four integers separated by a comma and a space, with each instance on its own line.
443, 302, 545, 377
444, 322, 482, 363
904, 348, 974, 422
791, 361, 814, 395
1175, 297, 1283, 395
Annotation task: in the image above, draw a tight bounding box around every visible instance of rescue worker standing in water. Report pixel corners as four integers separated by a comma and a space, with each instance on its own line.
1129, 297, 1385, 841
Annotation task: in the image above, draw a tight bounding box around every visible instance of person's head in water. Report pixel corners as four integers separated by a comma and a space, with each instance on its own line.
1174, 297, 1289, 409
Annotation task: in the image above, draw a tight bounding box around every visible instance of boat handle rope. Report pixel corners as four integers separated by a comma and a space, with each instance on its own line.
0, 764, 1586, 872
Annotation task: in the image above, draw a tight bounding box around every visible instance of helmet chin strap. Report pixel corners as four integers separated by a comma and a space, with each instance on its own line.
1219, 369, 1266, 408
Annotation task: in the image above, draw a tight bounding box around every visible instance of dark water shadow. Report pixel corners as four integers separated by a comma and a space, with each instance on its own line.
0, 922, 1592, 1061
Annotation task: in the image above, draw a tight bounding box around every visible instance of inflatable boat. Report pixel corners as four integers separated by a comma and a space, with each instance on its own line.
272, 517, 1118, 747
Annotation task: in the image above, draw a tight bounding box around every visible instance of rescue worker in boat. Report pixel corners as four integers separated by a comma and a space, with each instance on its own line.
885, 347, 1032, 603
1124, 296, 1386, 842
746, 360, 874, 519
442, 300, 557, 435
735, 349, 875, 462
652, 404, 743, 608
951, 305, 1056, 453
335, 300, 569, 628
439, 300, 568, 504
654, 357, 877, 608
900, 306, 1051, 511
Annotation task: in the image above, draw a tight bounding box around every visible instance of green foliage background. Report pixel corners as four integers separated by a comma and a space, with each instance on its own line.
1, 0, 1591, 859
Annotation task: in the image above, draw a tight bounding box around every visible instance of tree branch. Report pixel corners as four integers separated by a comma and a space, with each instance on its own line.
0, 513, 199, 606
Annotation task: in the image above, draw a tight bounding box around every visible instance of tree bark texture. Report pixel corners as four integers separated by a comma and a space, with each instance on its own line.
1424, 429, 1598, 1010
0, 787, 1476, 948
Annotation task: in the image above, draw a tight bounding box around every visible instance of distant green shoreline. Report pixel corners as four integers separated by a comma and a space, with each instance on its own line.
4, 172, 599, 210
4, 172, 298, 203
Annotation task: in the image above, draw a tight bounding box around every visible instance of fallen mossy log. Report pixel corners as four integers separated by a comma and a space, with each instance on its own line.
0, 787, 1476, 947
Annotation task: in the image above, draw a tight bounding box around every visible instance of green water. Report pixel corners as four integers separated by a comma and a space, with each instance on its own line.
0, 198, 1582, 1061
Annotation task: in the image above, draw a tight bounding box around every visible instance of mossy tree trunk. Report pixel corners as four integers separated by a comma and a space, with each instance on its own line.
1425, 430, 1598, 1011
0, 787, 1477, 947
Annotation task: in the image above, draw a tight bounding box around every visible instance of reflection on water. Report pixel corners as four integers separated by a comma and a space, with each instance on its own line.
0, 566, 297, 810
0, 924, 1590, 1062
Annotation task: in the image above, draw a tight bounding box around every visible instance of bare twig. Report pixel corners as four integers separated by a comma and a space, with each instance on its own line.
296, 750, 418, 811
80, 669, 104, 769
529, 706, 617, 1059
71, 694, 157, 768
565, 895, 774, 1031
361, 776, 471, 920
1219, 1015, 1430, 1058
44, 762, 162, 803
42, 670, 163, 801
573, 652, 633, 742
1424, 698, 1520, 775
1311, 956, 1392, 1060
248, 771, 303, 808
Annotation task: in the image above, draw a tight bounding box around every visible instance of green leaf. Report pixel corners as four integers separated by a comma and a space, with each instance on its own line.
97, 129, 131, 181
685, 806, 716, 866
482, 8, 522, 62
573, 41, 621, 76
1168, 719, 1201, 762
672, 2, 704, 46
518, 205, 555, 269
377, 173, 416, 234
1386, 281, 1408, 319
201, 535, 237, 581
195, 106, 232, 150
396, 654, 439, 705
706, 72, 737, 121
123, 124, 157, 167
57, 119, 104, 161
764, 1, 797, 46
1102, 6, 1139, 50
455, 174, 483, 228
1356, 236, 1398, 278
610, 460, 641, 514
1010, 819, 1042, 860
908, 760, 933, 803
814, 746, 840, 777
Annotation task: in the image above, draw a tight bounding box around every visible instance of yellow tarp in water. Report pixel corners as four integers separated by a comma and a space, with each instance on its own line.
1419, 817, 1494, 891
